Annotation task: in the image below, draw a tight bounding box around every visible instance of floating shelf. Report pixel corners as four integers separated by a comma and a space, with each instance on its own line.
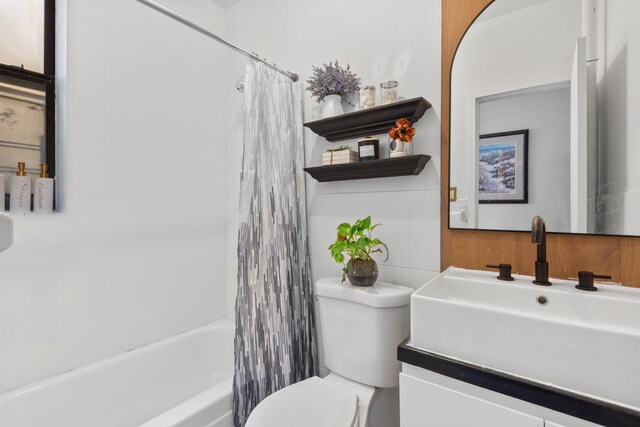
304, 155, 431, 182
304, 97, 432, 142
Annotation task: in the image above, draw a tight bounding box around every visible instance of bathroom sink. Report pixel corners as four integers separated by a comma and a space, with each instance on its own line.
410, 267, 640, 410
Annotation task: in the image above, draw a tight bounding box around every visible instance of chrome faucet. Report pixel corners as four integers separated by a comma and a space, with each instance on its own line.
531, 216, 551, 286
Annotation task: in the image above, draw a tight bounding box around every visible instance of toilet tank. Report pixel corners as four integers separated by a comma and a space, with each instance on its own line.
315, 277, 413, 388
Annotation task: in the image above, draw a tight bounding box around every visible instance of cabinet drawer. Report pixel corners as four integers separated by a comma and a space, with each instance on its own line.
400, 373, 544, 427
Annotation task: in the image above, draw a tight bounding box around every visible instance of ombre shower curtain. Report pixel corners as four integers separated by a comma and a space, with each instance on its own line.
232, 62, 316, 426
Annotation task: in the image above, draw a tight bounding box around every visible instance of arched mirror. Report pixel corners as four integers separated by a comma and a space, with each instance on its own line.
448, 0, 639, 236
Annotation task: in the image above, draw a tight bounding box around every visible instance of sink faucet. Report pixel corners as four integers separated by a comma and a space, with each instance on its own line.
531, 216, 551, 286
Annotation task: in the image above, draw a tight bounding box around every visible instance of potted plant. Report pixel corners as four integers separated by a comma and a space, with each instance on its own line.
328, 216, 389, 286
306, 60, 361, 117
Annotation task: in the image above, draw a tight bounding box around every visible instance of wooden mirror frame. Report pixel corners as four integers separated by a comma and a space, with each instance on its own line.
440, 0, 640, 287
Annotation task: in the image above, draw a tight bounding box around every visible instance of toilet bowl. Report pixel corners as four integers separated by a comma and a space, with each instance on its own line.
245, 373, 376, 427
245, 277, 413, 426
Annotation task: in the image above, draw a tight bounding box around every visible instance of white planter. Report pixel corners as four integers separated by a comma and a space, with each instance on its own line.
322, 94, 344, 118
389, 139, 413, 158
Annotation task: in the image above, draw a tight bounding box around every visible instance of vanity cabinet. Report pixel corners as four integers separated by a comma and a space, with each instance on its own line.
399, 373, 544, 427
399, 365, 601, 427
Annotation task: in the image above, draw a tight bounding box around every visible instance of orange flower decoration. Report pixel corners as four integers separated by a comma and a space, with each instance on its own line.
389, 118, 416, 142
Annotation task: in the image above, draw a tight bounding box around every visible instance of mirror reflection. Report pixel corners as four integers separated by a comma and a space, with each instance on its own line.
449, 0, 639, 236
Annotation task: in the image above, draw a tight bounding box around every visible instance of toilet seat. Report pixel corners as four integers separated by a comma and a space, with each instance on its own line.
245, 376, 358, 427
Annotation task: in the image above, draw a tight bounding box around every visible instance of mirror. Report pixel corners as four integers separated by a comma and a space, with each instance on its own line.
449, 0, 639, 236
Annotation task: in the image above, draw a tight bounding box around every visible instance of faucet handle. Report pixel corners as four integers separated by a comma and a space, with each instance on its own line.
575, 271, 612, 292
486, 264, 514, 281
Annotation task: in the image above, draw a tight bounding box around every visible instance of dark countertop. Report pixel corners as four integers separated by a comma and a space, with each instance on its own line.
398, 338, 640, 427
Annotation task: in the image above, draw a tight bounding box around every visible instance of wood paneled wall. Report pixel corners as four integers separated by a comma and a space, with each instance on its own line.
440, 0, 640, 287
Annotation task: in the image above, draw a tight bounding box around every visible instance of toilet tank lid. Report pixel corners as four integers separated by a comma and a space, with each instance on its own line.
315, 277, 414, 308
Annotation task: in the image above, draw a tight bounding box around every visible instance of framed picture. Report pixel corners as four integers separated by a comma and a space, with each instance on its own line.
478, 129, 528, 204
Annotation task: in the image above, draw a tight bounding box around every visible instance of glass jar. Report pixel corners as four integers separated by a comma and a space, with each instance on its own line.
380, 80, 398, 105
359, 85, 376, 110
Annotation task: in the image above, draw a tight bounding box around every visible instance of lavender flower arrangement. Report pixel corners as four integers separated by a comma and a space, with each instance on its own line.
306, 60, 361, 102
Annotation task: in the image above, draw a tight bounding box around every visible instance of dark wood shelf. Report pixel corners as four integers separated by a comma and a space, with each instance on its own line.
304, 97, 432, 142
304, 155, 431, 182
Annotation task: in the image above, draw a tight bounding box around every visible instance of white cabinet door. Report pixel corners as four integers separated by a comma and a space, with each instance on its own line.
545, 422, 567, 427
400, 373, 544, 427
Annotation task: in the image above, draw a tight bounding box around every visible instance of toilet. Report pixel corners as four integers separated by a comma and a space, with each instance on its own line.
246, 277, 413, 426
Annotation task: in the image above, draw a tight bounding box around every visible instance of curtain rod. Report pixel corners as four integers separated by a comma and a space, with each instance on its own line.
134, 0, 299, 82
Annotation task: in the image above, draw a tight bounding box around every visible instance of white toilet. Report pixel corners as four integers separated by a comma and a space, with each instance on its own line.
246, 277, 413, 426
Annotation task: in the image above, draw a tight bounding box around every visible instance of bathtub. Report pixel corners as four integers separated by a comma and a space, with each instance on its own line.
0, 319, 235, 427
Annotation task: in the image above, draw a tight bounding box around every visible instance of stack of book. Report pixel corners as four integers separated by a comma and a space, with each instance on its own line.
322, 149, 359, 165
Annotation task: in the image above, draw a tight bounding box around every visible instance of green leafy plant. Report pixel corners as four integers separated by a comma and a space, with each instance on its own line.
326, 145, 351, 152
328, 216, 389, 282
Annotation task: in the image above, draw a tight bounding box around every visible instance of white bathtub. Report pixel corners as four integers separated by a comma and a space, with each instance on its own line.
0, 319, 235, 427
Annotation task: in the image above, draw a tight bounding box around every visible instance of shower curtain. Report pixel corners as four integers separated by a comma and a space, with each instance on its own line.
232, 62, 316, 426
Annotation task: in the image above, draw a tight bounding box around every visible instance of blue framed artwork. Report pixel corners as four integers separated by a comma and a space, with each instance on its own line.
478, 129, 528, 204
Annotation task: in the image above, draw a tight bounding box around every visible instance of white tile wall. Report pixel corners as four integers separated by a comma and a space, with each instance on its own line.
0, 0, 231, 394
225, 0, 442, 313
0, 0, 443, 417
225, 1, 442, 426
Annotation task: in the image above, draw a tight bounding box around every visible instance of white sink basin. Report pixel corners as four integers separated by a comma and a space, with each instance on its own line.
411, 267, 640, 410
